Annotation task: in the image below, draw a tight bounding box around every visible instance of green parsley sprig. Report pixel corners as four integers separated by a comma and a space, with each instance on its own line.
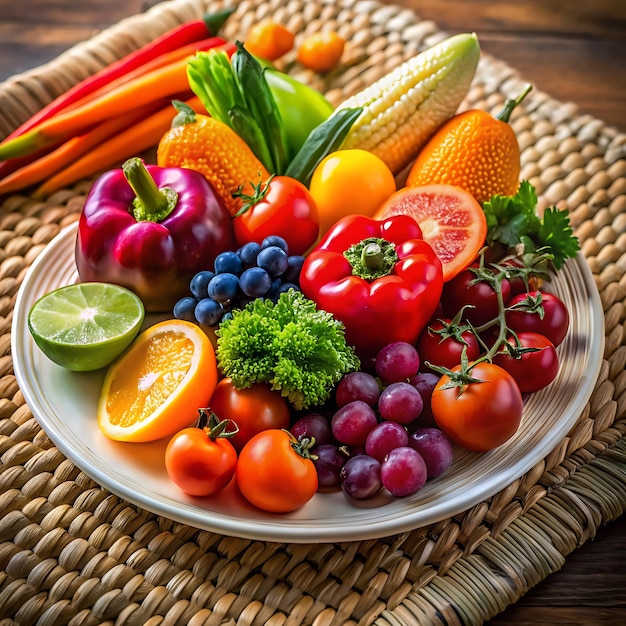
482, 180, 580, 270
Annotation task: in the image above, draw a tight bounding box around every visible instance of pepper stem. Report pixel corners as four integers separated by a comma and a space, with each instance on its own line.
496, 84, 533, 123
123, 157, 178, 223
344, 237, 398, 280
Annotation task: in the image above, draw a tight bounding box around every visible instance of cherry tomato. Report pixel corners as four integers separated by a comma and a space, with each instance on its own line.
233, 175, 319, 255
493, 332, 559, 393
417, 319, 481, 371
505, 291, 569, 347
165, 421, 237, 496
441, 265, 511, 326
431, 361, 523, 452
236, 429, 319, 513
208, 378, 291, 452
245, 19, 294, 61
297, 31, 345, 73
309, 149, 396, 238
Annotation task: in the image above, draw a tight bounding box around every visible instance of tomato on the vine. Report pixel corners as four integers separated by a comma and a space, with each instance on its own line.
233, 175, 319, 255
441, 265, 511, 326
165, 412, 238, 497
431, 361, 523, 452
208, 378, 291, 452
492, 331, 559, 393
236, 429, 319, 513
417, 318, 481, 371
505, 290, 569, 347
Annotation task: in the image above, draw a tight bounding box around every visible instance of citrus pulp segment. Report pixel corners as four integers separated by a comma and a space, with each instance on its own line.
97, 319, 218, 443
375, 184, 488, 281
27, 282, 145, 371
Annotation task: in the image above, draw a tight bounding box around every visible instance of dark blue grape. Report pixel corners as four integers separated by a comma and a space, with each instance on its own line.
194, 298, 224, 326
239, 267, 272, 297
278, 282, 300, 295
257, 245, 289, 277
283, 255, 305, 283
189, 270, 215, 299
261, 235, 288, 253
173, 296, 198, 322
214, 251, 242, 275
267, 277, 283, 301
208, 273, 240, 303
237, 241, 262, 266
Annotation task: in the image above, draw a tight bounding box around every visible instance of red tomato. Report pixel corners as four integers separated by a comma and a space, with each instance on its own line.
208, 378, 291, 452
431, 361, 523, 452
441, 265, 511, 326
165, 425, 237, 496
505, 291, 569, 347
233, 175, 319, 255
236, 429, 318, 513
493, 332, 559, 393
417, 318, 481, 371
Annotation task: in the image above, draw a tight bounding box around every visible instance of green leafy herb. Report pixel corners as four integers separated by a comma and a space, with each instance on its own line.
215, 290, 360, 410
482, 180, 580, 269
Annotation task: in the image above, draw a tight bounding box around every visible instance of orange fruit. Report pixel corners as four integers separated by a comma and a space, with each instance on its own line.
309, 149, 396, 238
98, 319, 218, 443
245, 19, 295, 61
297, 31, 345, 73
374, 183, 487, 282
406, 86, 532, 204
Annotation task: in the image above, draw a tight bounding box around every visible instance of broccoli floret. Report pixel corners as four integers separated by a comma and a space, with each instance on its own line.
215, 290, 360, 410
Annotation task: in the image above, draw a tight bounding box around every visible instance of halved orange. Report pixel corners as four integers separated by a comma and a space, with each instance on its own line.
98, 319, 218, 443
374, 183, 488, 281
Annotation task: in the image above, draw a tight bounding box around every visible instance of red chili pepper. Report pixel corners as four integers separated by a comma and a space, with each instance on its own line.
75, 157, 236, 312
299, 214, 444, 360
3, 8, 234, 143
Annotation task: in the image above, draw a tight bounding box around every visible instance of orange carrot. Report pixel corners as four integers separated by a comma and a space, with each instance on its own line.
0, 42, 236, 162
0, 101, 168, 196
33, 97, 204, 198
57, 36, 227, 117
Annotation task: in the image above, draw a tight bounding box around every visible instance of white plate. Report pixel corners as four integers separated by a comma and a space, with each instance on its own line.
12, 223, 604, 543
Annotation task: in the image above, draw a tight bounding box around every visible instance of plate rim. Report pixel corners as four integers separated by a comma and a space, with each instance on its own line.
11, 222, 606, 543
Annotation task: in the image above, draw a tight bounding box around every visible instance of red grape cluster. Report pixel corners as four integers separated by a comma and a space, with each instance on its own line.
290, 341, 454, 501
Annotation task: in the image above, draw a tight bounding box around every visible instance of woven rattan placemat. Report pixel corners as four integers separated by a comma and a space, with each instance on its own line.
1, 0, 625, 624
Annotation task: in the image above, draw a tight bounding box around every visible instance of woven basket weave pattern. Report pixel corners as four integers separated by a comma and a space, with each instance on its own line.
1, 0, 625, 624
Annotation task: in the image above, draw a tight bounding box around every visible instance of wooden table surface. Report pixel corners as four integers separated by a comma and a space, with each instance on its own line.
1, 1, 625, 624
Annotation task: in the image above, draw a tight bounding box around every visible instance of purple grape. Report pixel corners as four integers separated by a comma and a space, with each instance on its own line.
313, 444, 347, 488
335, 371, 380, 407
381, 447, 427, 497
375, 341, 420, 384
409, 428, 454, 478
409, 372, 440, 427
365, 421, 409, 462
331, 401, 378, 446
378, 382, 423, 425
340, 455, 382, 499
291, 413, 333, 446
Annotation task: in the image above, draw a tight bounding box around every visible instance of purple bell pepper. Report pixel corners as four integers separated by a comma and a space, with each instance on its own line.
75, 157, 235, 312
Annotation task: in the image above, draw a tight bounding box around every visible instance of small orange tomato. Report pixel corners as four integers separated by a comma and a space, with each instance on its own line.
245, 19, 295, 61
309, 149, 396, 237
236, 429, 318, 513
297, 31, 345, 73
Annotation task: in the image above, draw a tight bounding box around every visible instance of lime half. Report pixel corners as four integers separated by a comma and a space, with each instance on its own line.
28, 282, 145, 372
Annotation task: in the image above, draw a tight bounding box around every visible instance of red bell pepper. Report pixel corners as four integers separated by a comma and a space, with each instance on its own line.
299, 214, 443, 360
75, 157, 235, 312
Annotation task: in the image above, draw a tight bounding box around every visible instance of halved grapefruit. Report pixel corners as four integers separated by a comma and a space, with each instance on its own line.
374, 183, 487, 281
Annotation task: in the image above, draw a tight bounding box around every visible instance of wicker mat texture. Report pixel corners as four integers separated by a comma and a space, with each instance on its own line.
0, 0, 625, 624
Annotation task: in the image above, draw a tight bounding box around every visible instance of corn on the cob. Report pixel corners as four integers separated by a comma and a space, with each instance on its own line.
335, 33, 480, 176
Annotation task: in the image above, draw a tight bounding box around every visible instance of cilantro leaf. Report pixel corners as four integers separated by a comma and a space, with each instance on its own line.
482, 180, 579, 270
